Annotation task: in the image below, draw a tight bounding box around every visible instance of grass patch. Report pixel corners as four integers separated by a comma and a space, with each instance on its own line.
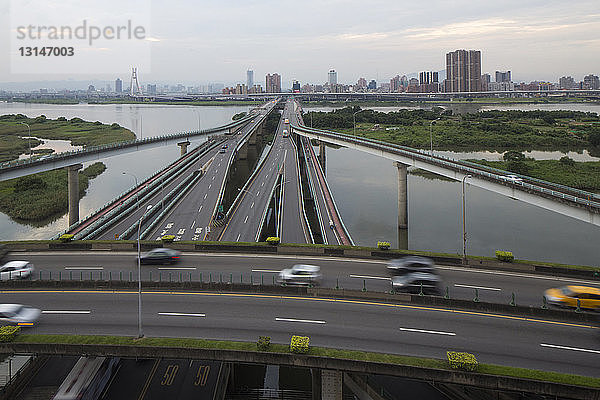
0, 162, 106, 224
14, 334, 600, 388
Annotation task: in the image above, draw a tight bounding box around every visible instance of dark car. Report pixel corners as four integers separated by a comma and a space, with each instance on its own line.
387, 256, 435, 275
140, 248, 181, 265
391, 272, 442, 295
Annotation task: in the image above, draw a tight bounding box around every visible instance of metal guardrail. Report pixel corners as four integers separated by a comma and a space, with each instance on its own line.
292, 124, 600, 211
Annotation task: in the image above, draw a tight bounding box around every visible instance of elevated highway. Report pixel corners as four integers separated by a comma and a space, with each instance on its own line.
292, 124, 600, 227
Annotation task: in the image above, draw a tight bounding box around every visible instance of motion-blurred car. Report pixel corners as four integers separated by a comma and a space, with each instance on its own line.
544, 285, 600, 311
501, 174, 523, 184
278, 264, 322, 286
282, 129, 289, 137
391, 272, 442, 295
387, 256, 435, 275
0, 304, 41, 326
0, 261, 34, 280
139, 248, 181, 265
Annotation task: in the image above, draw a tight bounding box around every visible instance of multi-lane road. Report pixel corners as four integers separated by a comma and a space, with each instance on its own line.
3, 285, 599, 377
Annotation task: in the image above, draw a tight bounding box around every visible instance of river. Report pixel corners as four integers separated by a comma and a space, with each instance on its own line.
1, 101, 599, 266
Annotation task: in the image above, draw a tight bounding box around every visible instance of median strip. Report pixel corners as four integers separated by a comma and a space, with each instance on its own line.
540, 343, 600, 354
399, 327, 456, 336
275, 317, 326, 324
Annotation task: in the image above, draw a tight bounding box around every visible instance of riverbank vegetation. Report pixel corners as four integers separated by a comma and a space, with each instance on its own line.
0, 114, 135, 162
0, 162, 106, 224
305, 106, 600, 152
302, 97, 600, 108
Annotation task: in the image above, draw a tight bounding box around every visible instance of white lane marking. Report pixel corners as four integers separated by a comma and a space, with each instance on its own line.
42, 310, 91, 314
252, 269, 280, 273
159, 312, 205, 317
399, 327, 456, 336
165, 223, 173, 228
190, 220, 196, 229
251, 202, 254, 209
204, 193, 207, 199
436, 265, 597, 285
198, 205, 203, 213
158, 267, 196, 270
177, 228, 185, 235
208, 184, 212, 189
244, 215, 249, 224
350, 274, 390, 281
276, 317, 326, 324
212, 176, 215, 180
64, 267, 103, 270
236, 233, 241, 241
540, 343, 600, 354
261, 181, 265, 187
195, 227, 202, 234
454, 284, 501, 291
256, 191, 260, 196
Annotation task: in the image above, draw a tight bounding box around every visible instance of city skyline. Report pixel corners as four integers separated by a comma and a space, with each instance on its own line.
1, 0, 599, 87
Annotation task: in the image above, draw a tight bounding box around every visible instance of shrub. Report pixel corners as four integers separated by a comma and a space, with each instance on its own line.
161, 235, 175, 243
111, 123, 121, 129
447, 351, 478, 372
266, 237, 280, 245
257, 336, 271, 351
0, 326, 21, 342
495, 250, 514, 262
290, 335, 310, 354
377, 241, 391, 250
34, 115, 47, 123
59, 234, 74, 243
559, 156, 575, 167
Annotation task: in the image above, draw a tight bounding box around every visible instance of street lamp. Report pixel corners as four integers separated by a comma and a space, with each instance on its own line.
353, 110, 361, 136
18, 122, 32, 159
195, 110, 201, 132
462, 174, 472, 263
429, 118, 440, 157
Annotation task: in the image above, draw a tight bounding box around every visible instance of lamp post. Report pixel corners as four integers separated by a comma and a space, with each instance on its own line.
353, 110, 361, 136
195, 110, 201, 131
462, 174, 472, 263
429, 118, 440, 157
18, 122, 32, 159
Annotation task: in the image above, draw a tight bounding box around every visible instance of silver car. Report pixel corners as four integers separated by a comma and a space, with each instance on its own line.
0, 304, 41, 326
0, 261, 34, 280
391, 272, 442, 295
278, 264, 322, 286
387, 256, 435, 275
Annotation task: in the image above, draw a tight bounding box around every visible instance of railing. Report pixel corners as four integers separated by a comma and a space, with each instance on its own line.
292, 124, 600, 211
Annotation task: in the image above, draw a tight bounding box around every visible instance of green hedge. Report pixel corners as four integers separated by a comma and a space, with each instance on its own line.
447, 351, 478, 371
0, 326, 20, 342
377, 241, 391, 250
257, 336, 271, 351
290, 335, 310, 354
266, 237, 280, 245
495, 250, 514, 262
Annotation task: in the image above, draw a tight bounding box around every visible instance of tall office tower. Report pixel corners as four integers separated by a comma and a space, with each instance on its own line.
357, 77, 367, 89
328, 69, 337, 85
247, 70, 254, 88
495, 71, 512, 83
445, 50, 482, 92
115, 78, 122, 93
292, 80, 301, 92
481, 73, 491, 91
390, 75, 400, 92
265, 73, 281, 93
583, 74, 600, 90
559, 76, 576, 89
419, 71, 439, 84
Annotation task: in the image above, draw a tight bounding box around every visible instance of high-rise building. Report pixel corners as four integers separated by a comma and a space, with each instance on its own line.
328, 69, 337, 85
583, 74, 600, 90
481, 73, 491, 91
265, 73, 281, 93
115, 78, 122, 93
419, 71, 439, 85
367, 80, 377, 90
559, 76, 576, 89
445, 49, 482, 92
495, 71, 512, 83
292, 80, 301, 92
247, 70, 254, 88
147, 84, 157, 95
357, 77, 367, 89
390, 75, 400, 92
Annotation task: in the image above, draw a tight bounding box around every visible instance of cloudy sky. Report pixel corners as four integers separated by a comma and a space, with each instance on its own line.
1, 0, 599, 88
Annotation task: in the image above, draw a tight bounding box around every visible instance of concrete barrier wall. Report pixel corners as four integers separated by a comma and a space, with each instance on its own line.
0, 343, 597, 399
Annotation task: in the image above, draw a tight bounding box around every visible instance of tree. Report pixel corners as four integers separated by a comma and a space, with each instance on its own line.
503, 150, 525, 162
559, 156, 575, 167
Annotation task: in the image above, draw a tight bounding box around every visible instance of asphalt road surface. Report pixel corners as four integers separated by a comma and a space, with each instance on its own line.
3, 289, 599, 377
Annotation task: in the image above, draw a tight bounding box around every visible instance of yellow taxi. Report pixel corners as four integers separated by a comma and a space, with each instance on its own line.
544, 285, 600, 310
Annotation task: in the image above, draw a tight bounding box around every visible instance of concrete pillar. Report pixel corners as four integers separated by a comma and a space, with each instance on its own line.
319, 142, 326, 175
395, 162, 408, 230
237, 143, 248, 160
66, 164, 83, 227
321, 370, 342, 400
177, 140, 190, 156
248, 129, 257, 145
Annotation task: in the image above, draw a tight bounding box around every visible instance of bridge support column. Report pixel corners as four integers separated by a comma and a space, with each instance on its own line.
319, 142, 326, 175
321, 370, 342, 400
395, 162, 408, 249
248, 129, 257, 145
177, 140, 190, 156
237, 143, 248, 160
66, 163, 83, 227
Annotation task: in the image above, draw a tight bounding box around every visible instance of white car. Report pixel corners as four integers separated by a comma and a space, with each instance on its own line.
0, 261, 34, 280
278, 264, 322, 286
0, 304, 41, 326
501, 174, 523, 184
